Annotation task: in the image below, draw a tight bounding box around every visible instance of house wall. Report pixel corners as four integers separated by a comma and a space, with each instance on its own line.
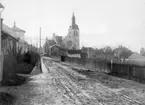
18, 42, 28, 53
13, 30, 27, 54
2, 34, 17, 55
51, 46, 60, 56
15, 31, 25, 41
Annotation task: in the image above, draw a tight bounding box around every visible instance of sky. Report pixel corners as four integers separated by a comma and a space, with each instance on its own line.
1, 0, 145, 53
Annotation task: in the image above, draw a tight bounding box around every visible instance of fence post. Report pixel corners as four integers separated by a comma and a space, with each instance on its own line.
128, 65, 130, 79
133, 62, 135, 80
120, 60, 122, 74
111, 59, 113, 71
134, 62, 136, 80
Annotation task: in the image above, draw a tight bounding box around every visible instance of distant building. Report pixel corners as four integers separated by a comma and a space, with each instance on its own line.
43, 38, 56, 55
82, 47, 96, 58
49, 44, 60, 56
44, 13, 80, 56
63, 13, 80, 49
51, 13, 80, 50
52, 33, 63, 47
2, 22, 19, 55
12, 22, 25, 41
12, 22, 28, 53
128, 53, 145, 65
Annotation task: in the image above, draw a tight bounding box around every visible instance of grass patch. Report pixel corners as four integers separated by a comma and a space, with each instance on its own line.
0, 92, 16, 105
2, 75, 27, 86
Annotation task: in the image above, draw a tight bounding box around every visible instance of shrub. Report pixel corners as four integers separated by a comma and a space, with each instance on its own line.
2, 46, 39, 86
2, 55, 17, 82
23, 51, 39, 66
30, 51, 39, 66
16, 63, 34, 74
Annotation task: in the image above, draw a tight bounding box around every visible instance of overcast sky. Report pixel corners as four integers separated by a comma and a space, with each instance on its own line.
1, 0, 145, 52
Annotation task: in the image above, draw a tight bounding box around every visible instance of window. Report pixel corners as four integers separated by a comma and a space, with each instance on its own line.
74, 31, 75, 36
74, 31, 77, 36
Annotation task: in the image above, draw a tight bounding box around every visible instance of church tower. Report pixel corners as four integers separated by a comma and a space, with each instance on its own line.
72, 12, 75, 25
65, 13, 80, 49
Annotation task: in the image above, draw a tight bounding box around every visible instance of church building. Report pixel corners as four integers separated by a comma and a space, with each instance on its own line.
63, 13, 80, 49
44, 13, 80, 56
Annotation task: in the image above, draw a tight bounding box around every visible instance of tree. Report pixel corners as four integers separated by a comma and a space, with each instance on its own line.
113, 45, 133, 59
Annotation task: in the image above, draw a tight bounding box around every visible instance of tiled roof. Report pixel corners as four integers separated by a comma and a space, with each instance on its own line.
2, 24, 19, 40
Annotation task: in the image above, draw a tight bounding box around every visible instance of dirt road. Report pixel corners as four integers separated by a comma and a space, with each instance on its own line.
7, 57, 145, 105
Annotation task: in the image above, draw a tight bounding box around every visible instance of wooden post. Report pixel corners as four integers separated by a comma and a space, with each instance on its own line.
111, 59, 113, 70
128, 65, 130, 79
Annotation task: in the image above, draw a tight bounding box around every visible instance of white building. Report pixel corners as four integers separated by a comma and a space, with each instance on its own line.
63, 13, 80, 49
12, 22, 25, 41
12, 22, 28, 53
44, 13, 80, 55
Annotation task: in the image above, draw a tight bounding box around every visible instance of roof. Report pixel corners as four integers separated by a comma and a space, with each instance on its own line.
71, 24, 79, 30
2, 24, 19, 41
128, 53, 145, 61
47, 39, 56, 45
53, 35, 62, 44
49, 44, 60, 49
127, 53, 145, 65
67, 52, 81, 58
12, 25, 25, 32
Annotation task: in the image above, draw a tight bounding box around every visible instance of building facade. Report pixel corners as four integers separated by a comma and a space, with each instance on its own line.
2, 23, 19, 55
12, 22, 25, 41
43, 13, 80, 56
63, 13, 80, 49
12, 22, 28, 53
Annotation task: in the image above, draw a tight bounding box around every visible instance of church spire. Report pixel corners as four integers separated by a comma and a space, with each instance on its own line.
72, 12, 75, 25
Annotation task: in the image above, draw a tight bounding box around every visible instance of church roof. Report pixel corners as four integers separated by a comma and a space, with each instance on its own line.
72, 24, 79, 29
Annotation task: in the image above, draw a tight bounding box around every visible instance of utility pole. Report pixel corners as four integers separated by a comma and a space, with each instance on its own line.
0, 3, 4, 84
39, 27, 41, 56
36, 43, 38, 53
31, 39, 32, 52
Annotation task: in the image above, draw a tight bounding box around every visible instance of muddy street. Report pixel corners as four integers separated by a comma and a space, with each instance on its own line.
6, 57, 145, 105
42, 57, 143, 105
